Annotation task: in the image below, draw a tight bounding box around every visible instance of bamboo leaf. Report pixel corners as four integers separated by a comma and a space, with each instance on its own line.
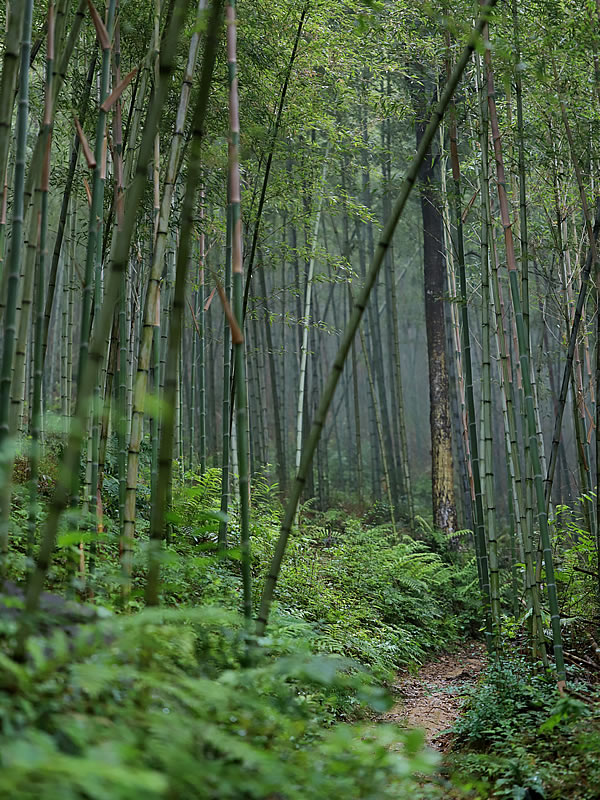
82, 176, 92, 206
100, 65, 138, 112
74, 117, 96, 169
216, 282, 243, 344
187, 296, 202, 340
204, 286, 216, 311
87, 0, 111, 50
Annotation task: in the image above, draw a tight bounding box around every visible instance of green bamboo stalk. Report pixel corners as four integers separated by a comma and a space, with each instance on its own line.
51, 0, 70, 63
198, 220, 206, 474
0, 0, 34, 442
227, 0, 252, 619
28, 3, 56, 555
144, 0, 224, 606
110, 2, 127, 536
83, 0, 117, 576
485, 37, 566, 687
505, 443, 520, 619
545, 202, 600, 506
159, 243, 172, 389
15, 0, 189, 657
552, 56, 596, 536
10, 188, 41, 435
311, 322, 326, 508
0, 176, 8, 282
571, 366, 593, 524
11, 0, 86, 311
41, 54, 97, 369
469, 55, 499, 634
280, 216, 288, 486
360, 84, 397, 503
0, 0, 34, 563
512, 0, 529, 348
452, 53, 491, 629
98, 313, 119, 515
359, 321, 397, 537
152, 0, 161, 241
218, 207, 232, 550
98, 0, 130, 503
257, 259, 285, 487
383, 98, 414, 529
0, 1, 25, 197
77, 0, 116, 407
61, 250, 69, 422
558, 203, 592, 529
151, 322, 160, 495
248, 319, 264, 471
241, 2, 308, 322
256, 0, 498, 636
295, 148, 328, 472
149, 0, 162, 486
117, 267, 128, 529
596, 279, 600, 621
67, 210, 76, 421
350, 338, 363, 505
121, 0, 206, 588
190, 286, 197, 467
339, 155, 363, 504
440, 144, 474, 531
481, 213, 500, 631
176, 347, 183, 484
489, 244, 547, 662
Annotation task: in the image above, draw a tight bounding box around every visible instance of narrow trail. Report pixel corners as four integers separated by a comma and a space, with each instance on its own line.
382, 640, 486, 751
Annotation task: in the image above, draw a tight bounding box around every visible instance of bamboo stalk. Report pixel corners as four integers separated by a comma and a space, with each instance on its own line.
145, 0, 224, 606
0, 2, 25, 196
0, 0, 34, 561
121, 0, 206, 589
15, 0, 190, 656
451, 54, 491, 628
485, 34, 566, 688
256, 0, 498, 636
227, 0, 252, 618
28, 4, 56, 555
295, 148, 329, 472
218, 207, 232, 551
241, 2, 308, 321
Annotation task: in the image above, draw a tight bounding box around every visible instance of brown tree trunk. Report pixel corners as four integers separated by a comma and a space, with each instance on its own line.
415, 100, 458, 534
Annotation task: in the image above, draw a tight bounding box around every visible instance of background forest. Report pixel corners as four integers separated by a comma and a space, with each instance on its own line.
1, 0, 600, 797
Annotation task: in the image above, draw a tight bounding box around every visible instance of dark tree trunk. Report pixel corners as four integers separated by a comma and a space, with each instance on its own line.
414, 89, 458, 534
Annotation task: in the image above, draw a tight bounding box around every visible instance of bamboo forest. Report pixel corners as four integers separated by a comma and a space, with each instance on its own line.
4, 0, 600, 796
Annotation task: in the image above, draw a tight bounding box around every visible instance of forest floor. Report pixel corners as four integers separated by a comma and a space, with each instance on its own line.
381, 640, 486, 751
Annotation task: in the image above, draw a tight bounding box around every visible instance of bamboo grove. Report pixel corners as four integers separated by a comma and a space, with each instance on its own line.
2, 0, 600, 687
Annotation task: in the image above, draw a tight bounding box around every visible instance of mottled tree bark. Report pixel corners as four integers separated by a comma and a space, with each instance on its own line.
414, 98, 457, 534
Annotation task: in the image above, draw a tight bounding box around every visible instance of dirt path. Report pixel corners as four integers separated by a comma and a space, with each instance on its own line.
381, 640, 486, 751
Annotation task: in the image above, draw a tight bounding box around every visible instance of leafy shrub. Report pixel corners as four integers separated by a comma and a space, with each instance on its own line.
551, 502, 599, 622
450, 655, 600, 799
0, 607, 438, 800
453, 656, 557, 749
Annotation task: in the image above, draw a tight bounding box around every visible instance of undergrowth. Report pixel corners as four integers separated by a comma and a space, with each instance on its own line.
448, 653, 600, 799
4, 454, 600, 798
0, 606, 438, 799
0, 459, 479, 799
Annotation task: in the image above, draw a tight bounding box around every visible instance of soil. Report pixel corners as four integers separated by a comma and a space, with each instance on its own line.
381, 640, 486, 751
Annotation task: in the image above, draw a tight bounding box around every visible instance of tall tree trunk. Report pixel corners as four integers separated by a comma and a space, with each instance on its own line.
413, 84, 457, 534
